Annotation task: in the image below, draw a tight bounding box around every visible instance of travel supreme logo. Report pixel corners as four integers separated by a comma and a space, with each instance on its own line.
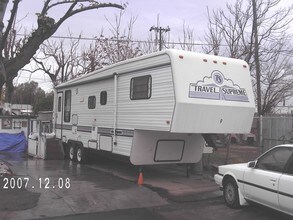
189, 70, 249, 102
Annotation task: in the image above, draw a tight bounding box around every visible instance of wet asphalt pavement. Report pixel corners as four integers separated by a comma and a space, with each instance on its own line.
0, 152, 292, 220
0, 152, 167, 219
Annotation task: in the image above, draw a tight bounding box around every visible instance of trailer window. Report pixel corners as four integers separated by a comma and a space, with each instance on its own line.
64, 90, 71, 122
58, 97, 62, 112
130, 75, 152, 100
100, 91, 107, 105
88, 96, 96, 109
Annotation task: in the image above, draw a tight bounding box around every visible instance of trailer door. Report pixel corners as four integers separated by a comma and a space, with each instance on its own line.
56, 92, 63, 138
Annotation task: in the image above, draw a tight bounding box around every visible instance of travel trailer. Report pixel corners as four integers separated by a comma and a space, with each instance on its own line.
53, 49, 255, 165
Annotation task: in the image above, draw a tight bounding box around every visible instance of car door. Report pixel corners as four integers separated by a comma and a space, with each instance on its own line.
243, 147, 293, 209
279, 153, 293, 215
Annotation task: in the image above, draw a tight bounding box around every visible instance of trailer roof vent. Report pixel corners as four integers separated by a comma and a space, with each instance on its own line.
179, 55, 184, 59
203, 59, 208, 62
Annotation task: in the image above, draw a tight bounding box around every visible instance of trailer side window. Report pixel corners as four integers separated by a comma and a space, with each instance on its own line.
130, 75, 152, 100
58, 97, 62, 112
88, 96, 96, 109
100, 91, 107, 105
64, 90, 71, 122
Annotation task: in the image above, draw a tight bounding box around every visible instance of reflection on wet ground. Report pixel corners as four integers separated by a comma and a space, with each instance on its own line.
0, 152, 167, 219
0, 152, 27, 163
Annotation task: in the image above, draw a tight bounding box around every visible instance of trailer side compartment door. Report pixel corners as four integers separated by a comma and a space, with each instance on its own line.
99, 135, 113, 152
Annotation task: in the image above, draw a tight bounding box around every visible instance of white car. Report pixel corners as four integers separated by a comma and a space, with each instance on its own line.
214, 144, 293, 216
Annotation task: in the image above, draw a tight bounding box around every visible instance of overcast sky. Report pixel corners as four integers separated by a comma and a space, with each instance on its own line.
11, 0, 239, 40
5, 0, 292, 92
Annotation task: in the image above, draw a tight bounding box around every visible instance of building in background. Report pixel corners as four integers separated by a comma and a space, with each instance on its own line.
275, 97, 293, 115
0, 103, 33, 115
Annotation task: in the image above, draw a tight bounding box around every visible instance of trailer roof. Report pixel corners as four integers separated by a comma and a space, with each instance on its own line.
55, 49, 247, 89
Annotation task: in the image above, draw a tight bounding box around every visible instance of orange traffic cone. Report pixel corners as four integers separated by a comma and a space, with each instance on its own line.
137, 171, 144, 185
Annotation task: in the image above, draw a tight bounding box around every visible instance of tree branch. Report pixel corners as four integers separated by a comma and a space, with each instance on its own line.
1, 0, 20, 51
55, 2, 124, 28
4, 1, 124, 83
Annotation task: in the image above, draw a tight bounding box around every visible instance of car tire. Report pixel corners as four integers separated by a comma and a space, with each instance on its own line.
69, 144, 76, 161
223, 178, 240, 209
76, 146, 87, 164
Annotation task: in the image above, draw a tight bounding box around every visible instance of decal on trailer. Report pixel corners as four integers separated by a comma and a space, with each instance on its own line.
189, 70, 249, 102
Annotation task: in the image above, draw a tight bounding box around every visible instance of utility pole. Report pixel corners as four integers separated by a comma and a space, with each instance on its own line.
149, 26, 170, 51
252, 0, 261, 116
252, 0, 263, 152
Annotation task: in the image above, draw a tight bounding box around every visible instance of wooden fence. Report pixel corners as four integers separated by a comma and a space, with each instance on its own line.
254, 115, 293, 152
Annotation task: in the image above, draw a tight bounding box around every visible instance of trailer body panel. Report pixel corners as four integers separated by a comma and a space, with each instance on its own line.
53, 49, 255, 165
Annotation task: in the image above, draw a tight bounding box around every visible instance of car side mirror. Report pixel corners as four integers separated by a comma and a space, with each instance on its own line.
248, 161, 256, 168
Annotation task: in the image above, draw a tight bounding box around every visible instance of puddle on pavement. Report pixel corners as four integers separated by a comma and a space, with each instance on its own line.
17, 159, 134, 191
0, 152, 28, 162
1, 153, 136, 194
0, 177, 40, 211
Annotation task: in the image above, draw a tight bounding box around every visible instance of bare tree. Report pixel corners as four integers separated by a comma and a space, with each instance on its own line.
203, 1, 253, 60
105, 11, 141, 62
178, 22, 197, 52
0, 0, 124, 102
79, 11, 142, 73
203, 8, 223, 55
28, 34, 81, 85
203, 0, 293, 115
142, 32, 159, 54
260, 42, 293, 113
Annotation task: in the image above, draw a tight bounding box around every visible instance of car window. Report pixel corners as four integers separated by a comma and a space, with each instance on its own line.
256, 147, 293, 173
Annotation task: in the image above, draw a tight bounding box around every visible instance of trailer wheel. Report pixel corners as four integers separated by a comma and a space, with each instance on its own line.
69, 144, 76, 161
76, 146, 87, 164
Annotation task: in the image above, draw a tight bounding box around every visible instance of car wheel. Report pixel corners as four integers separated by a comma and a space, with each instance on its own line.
223, 178, 240, 209
69, 145, 76, 161
76, 146, 87, 164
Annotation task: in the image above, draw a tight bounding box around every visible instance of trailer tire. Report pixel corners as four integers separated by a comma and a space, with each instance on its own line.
76, 146, 87, 164
69, 144, 76, 161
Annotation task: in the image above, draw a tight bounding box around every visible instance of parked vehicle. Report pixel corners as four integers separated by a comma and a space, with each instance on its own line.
53, 49, 255, 165
215, 144, 293, 216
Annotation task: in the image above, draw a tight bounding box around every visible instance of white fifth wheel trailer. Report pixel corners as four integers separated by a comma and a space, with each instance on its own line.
53, 49, 255, 165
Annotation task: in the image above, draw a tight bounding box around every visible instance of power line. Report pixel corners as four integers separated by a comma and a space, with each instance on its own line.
16, 33, 293, 58
16, 33, 221, 47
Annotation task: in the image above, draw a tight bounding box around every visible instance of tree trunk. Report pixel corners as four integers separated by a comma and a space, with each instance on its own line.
0, 0, 9, 32
0, 77, 4, 100
5, 77, 14, 103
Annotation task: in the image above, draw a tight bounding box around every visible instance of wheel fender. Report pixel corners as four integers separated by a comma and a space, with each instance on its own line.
223, 172, 248, 206
68, 140, 84, 147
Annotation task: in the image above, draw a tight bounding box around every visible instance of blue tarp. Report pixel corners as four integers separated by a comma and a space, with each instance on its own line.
0, 132, 27, 153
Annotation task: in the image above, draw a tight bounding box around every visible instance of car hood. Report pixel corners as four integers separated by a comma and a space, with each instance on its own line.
220, 163, 247, 169
218, 163, 248, 175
